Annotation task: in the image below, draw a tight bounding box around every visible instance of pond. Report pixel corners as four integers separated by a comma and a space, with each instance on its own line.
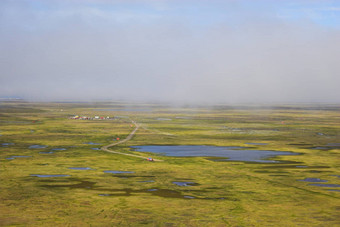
68, 167, 92, 170
104, 170, 135, 174
30, 174, 70, 178
6, 155, 31, 160
29, 145, 47, 149
131, 145, 299, 163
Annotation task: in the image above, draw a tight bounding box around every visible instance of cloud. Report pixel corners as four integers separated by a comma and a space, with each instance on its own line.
0, 0, 339, 103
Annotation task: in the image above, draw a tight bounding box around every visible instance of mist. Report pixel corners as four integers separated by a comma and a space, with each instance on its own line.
1, 0, 339, 104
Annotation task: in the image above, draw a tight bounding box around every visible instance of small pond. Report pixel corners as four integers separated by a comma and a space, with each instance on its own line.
39, 151, 54, 154
172, 181, 199, 186
309, 184, 340, 188
29, 145, 47, 149
104, 170, 135, 174
68, 167, 92, 170
298, 178, 328, 182
30, 174, 70, 178
6, 155, 31, 160
131, 145, 299, 163
2, 143, 14, 146
84, 142, 101, 145
51, 148, 66, 151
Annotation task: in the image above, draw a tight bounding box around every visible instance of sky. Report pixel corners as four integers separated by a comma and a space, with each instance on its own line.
0, 0, 340, 104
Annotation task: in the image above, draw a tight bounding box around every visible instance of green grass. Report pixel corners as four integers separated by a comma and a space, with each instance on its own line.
0, 102, 340, 226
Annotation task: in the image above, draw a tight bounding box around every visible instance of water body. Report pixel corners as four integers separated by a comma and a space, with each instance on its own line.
298, 178, 328, 182
131, 145, 299, 163
2, 143, 14, 146
84, 142, 101, 145
245, 143, 268, 145
6, 155, 31, 160
172, 181, 199, 186
91, 148, 101, 150
309, 184, 340, 188
30, 174, 70, 178
68, 167, 92, 170
104, 170, 135, 174
51, 148, 66, 151
39, 151, 54, 154
29, 145, 47, 149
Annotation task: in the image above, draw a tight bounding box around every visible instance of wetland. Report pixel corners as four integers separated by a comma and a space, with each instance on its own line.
0, 102, 339, 226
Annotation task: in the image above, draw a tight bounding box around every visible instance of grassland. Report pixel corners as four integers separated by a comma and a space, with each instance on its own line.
1, 101, 340, 226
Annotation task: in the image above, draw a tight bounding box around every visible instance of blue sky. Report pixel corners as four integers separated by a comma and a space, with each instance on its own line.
1, 0, 339, 103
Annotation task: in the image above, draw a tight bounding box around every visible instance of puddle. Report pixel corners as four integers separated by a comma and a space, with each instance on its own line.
2, 143, 14, 146
84, 142, 101, 145
298, 178, 328, 182
172, 181, 199, 187
309, 184, 340, 188
91, 148, 101, 150
51, 148, 66, 151
39, 151, 54, 154
156, 118, 172, 121
131, 145, 299, 163
29, 145, 47, 149
147, 189, 158, 191
311, 147, 332, 150
183, 195, 196, 199
6, 155, 31, 160
104, 170, 135, 174
30, 174, 70, 178
68, 167, 92, 170
245, 143, 268, 145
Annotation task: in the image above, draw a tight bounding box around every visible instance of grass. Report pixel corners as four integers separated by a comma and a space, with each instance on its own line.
0, 101, 340, 226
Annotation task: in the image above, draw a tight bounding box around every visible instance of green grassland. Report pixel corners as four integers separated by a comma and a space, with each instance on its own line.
1, 102, 340, 226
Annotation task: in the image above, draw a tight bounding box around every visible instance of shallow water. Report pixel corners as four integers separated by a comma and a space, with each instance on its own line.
68, 167, 92, 170
309, 184, 340, 188
2, 143, 14, 146
245, 143, 268, 145
31, 174, 70, 178
131, 145, 299, 163
6, 155, 31, 160
51, 148, 66, 151
91, 148, 101, 150
298, 178, 328, 182
29, 145, 47, 149
84, 142, 101, 145
39, 151, 54, 154
172, 181, 199, 186
104, 170, 135, 174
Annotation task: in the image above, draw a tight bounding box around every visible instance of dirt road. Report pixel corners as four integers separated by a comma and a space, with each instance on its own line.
101, 120, 163, 162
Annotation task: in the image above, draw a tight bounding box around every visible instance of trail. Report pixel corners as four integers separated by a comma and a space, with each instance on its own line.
101, 120, 163, 162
